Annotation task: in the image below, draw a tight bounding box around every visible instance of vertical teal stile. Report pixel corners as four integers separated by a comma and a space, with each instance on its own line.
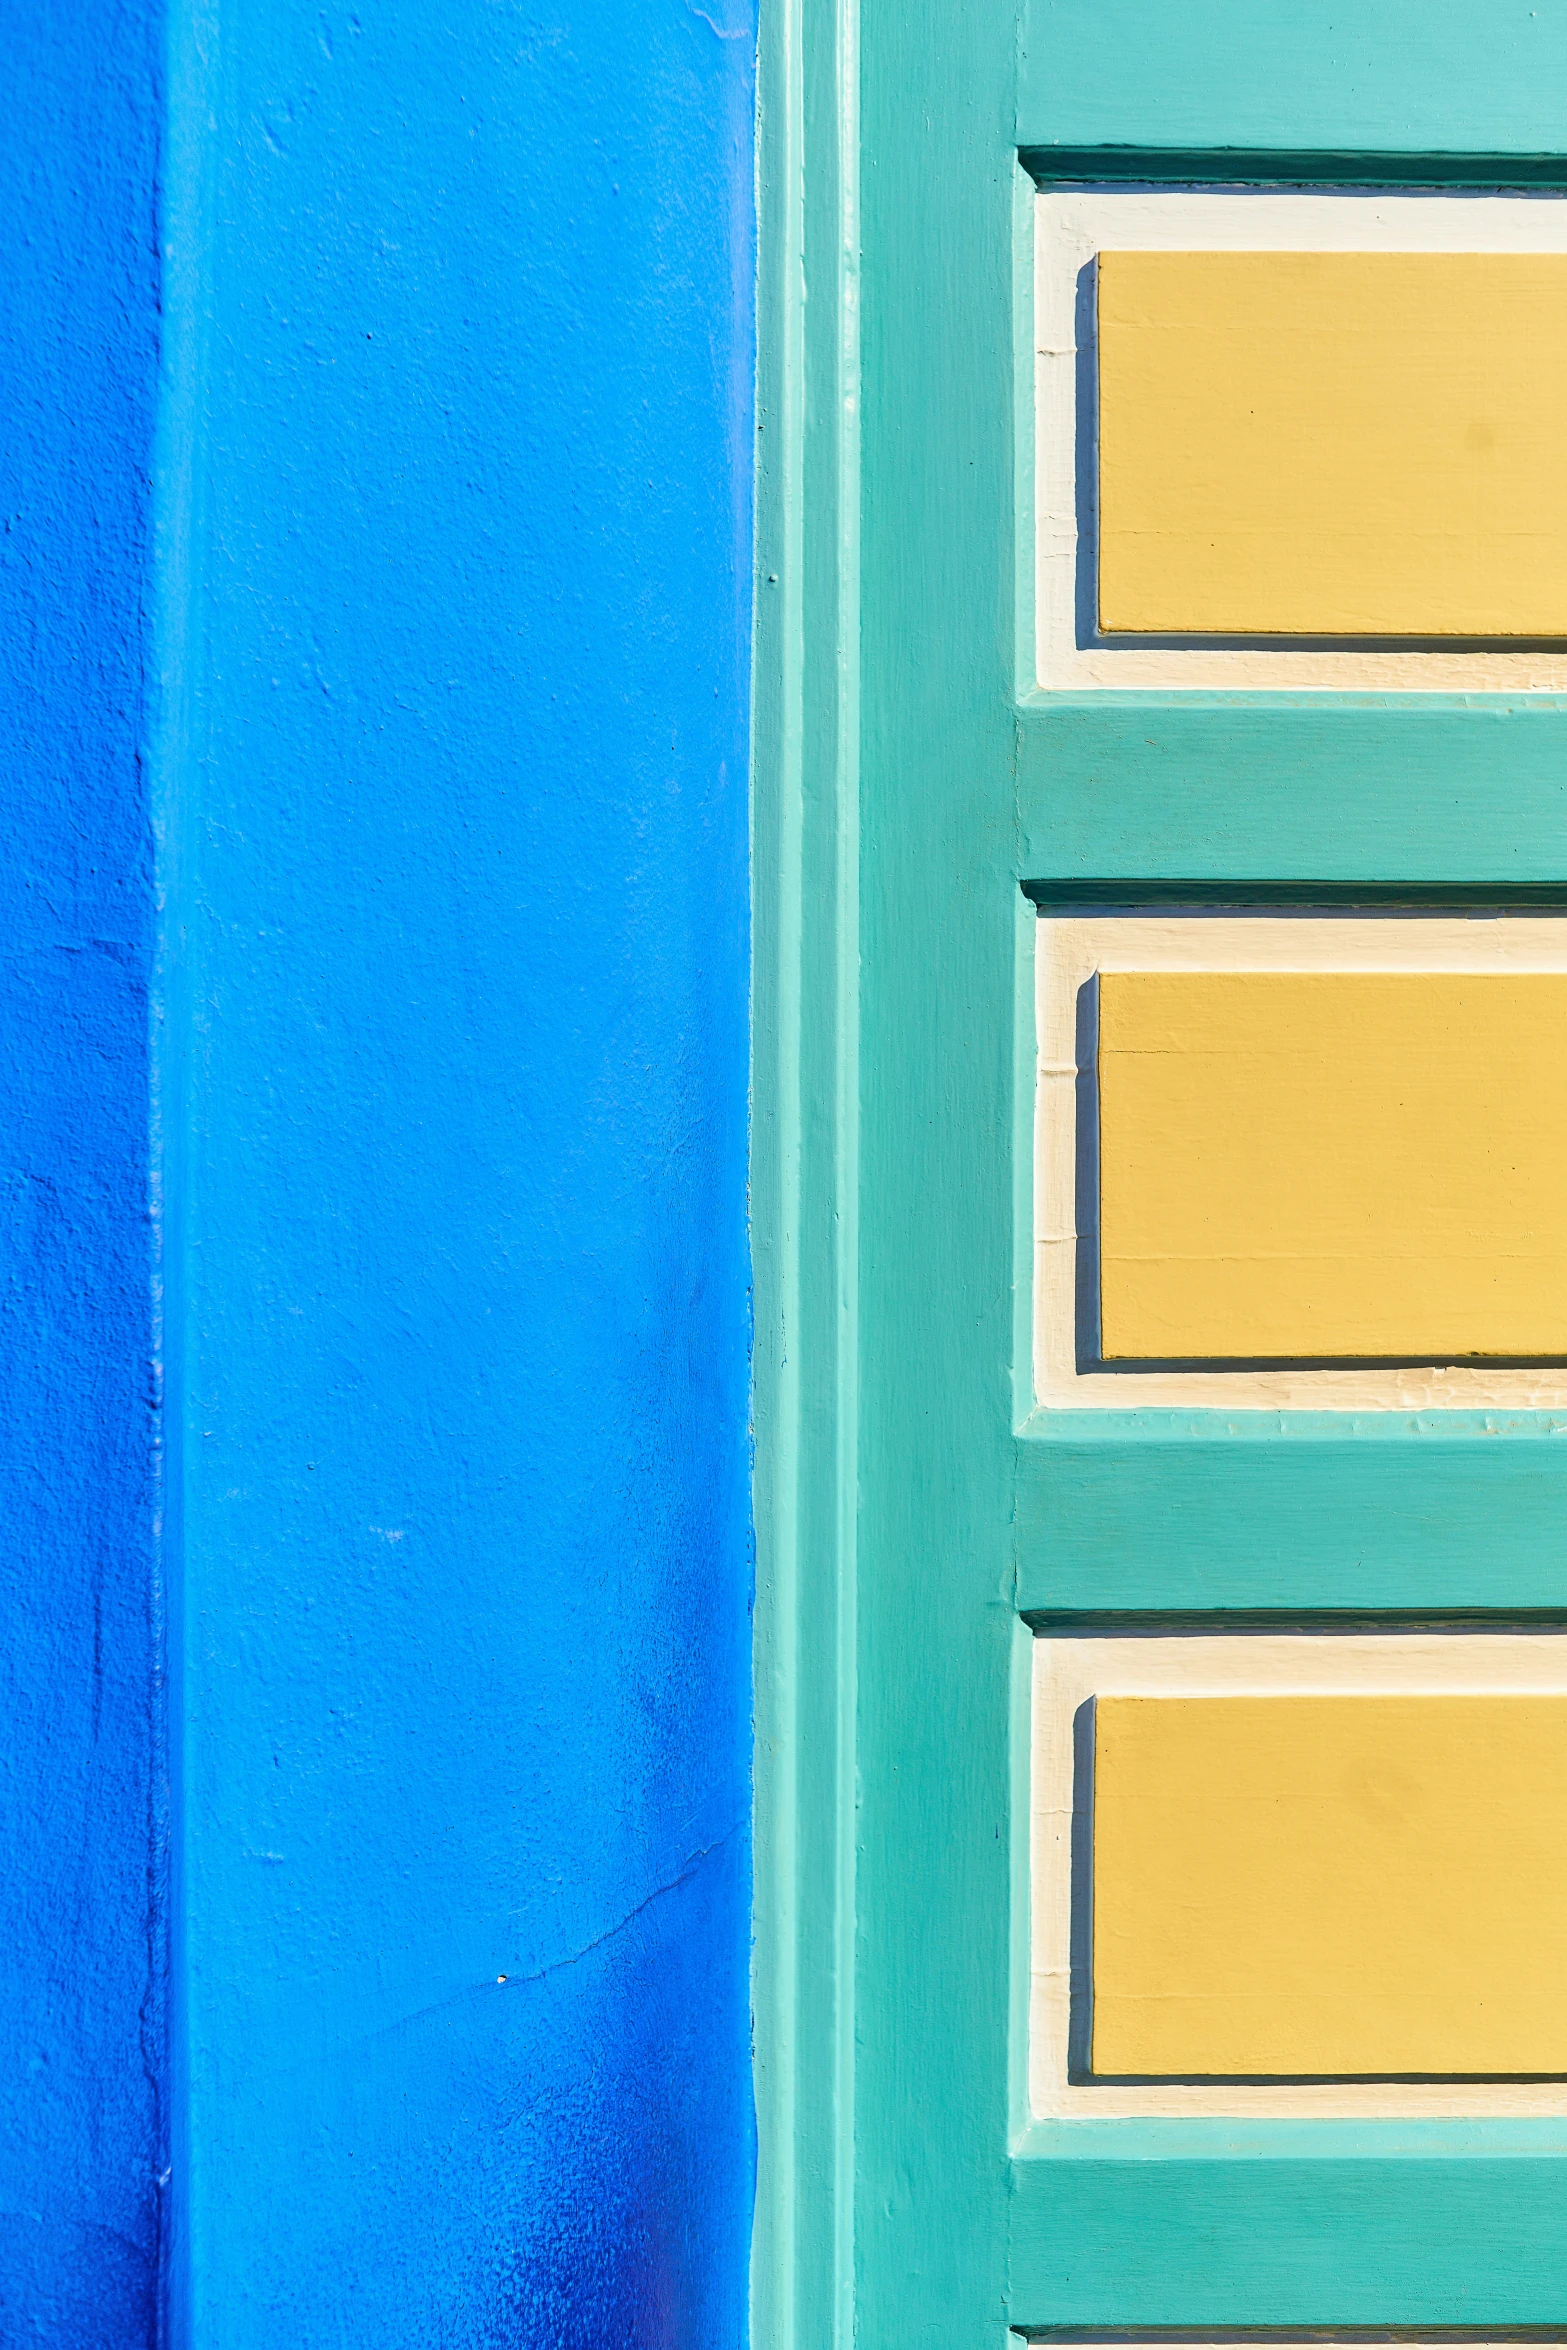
858, 0, 1021, 2336
831, 0, 862, 2333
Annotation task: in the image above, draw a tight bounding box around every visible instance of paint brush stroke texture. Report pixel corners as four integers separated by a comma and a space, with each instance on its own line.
162, 0, 756, 2341
1022, 0, 1567, 149
1097, 971, 1567, 1363
1092, 1693, 1567, 2079
1096, 251, 1567, 637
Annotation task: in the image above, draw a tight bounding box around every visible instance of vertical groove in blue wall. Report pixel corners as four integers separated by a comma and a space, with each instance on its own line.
151, 2, 758, 2340
150, 0, 218, 2335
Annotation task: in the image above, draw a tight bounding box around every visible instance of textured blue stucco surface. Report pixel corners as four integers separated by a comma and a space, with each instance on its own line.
6, 0, 755, 2337
0, 2, 163, 2341
163, 0, 755, 2343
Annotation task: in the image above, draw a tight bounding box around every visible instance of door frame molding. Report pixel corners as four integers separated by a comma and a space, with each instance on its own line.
751, 0, 862, 2341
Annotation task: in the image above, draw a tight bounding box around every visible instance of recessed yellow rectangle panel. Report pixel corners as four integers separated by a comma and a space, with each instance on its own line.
1091, 1694, 1567, 2078
1096, 971, 1567, 1362
1096, 250, 1567, 636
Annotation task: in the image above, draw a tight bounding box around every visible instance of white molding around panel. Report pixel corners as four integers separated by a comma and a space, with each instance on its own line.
1034, 184, 1567, 692
1033, 909, 1567, 1410
1030, 1627, 1567, 2122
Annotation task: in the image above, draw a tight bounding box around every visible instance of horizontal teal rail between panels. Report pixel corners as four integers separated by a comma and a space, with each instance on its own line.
1015, 1424, 1567, 1613
1019, 0, 1567, 154
1010, 2149, 1567, 2324
1018, 702, 1567, 880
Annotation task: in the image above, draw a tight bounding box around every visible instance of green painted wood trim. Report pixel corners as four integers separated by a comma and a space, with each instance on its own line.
1018, 702, 1567, 882
1010, 2150, 1567, 2326
768, 0, 1567, 2334
853, 7, 1023, 2333
750, 0, 860, 2342
1016, 1424, 1567, 1614
1018, 0, 1567, 157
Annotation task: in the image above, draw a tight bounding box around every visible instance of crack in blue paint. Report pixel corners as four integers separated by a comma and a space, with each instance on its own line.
505, 1822, 749, 1990
354, 1822, 751, 2054
684, 1, 753, 41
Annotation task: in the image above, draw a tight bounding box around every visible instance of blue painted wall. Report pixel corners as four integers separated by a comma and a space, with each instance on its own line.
9, 0, 757, 2337
0, 3, 163, 2340
160, 0, 756, 2339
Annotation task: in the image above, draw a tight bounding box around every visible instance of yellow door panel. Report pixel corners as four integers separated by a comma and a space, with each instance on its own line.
1096, 970, 1567, 1361
1093, 1693, 1567, 2078
1097, 250, 1567, 636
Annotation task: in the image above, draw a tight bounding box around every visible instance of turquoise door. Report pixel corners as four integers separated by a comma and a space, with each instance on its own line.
756, 1, 1567, 2344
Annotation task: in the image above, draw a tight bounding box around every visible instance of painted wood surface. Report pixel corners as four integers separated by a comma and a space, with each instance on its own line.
1032, 1632, 1567, 2118
1093, 1692, 1567, 2078
1097, 252, 1567, 638
1037, 918, 1567, 1405
1017, 703, 1567, 881
1015, 1423, 1567, 1615
761, 0, 1567, 2339
1097, 971, 1567, 1361
1009, 2145, 1567, 2326
1036, 190, 1567, 691
1020, 0, 1567, 156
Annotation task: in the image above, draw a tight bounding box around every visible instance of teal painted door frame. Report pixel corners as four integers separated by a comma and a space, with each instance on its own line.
754, 3, 1567, 2342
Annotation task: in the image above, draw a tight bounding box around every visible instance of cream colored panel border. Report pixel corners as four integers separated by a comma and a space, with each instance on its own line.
1031, 1629, 1567, 2120
1034, 912, 1567, 1409
1034, 185, 1567, 691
